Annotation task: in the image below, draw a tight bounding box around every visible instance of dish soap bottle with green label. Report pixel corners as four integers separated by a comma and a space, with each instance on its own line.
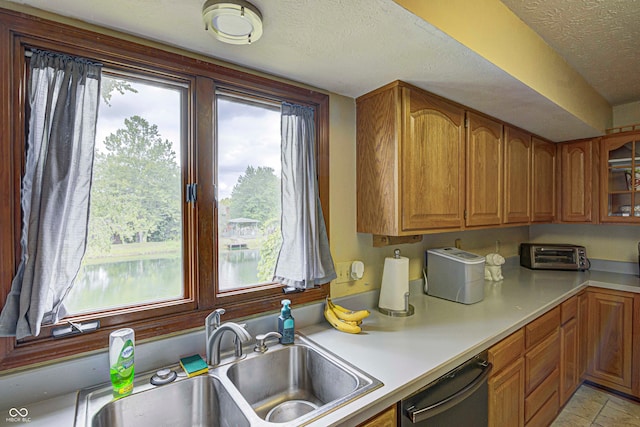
109, 328, 135, 398
278, 299, 295, 344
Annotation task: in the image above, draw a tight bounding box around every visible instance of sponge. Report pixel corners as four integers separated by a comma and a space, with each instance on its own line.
179, 354, 209, 377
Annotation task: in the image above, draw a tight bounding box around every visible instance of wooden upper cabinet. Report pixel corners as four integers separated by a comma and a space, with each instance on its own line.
356, 80, 557, 240
504, 126, 532, 224
402, 87, 465, 231
531, 138, 557, 223
560, 138, 599, 223
600, 132, 640, 223
356, 83, 402, 236
466, 112, 503, 227
356, 81, 465, 236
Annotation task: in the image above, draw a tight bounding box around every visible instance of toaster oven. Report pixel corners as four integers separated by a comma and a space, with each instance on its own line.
519, 243, 589, 271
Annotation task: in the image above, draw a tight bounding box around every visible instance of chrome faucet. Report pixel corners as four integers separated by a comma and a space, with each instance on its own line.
205, 308, 226, 365
206, 321, 252, 367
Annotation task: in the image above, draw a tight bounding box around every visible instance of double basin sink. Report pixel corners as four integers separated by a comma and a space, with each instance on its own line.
75, 334, 382, 426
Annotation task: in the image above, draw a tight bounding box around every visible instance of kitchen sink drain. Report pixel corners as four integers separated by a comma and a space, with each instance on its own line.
265, 400, 319, 423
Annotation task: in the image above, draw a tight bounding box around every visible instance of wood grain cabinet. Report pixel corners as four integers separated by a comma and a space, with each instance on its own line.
524, 307, 560, 427
560, 295, 583, 406
578, 292, 589, 379
585, 288, 640, 397
559, 138, 599, 223
356, 80, 562, 240
531, 138, 557, 223
466, 112, 504, 227
503, 126, 532, 225
488, 329, 526, 427
356, 81, 465, 236
599, 131, 640, 223
357, 404, 397, 427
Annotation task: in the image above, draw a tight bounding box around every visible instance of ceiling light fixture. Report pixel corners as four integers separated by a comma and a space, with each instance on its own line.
202, 0, 263, 45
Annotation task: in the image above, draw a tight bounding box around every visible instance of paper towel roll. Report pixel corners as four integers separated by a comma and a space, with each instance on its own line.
378, 255, 409, 311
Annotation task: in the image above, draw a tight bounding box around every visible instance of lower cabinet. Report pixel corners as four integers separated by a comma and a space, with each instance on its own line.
577, 292, 589, 379
584, 288, 640, 397
488, 288, 640, 427
560, 295, 582, 406
524, 307, 560, 427
357, 404, 397, 427
489, 306, 563, 427
488, 329, 525, 427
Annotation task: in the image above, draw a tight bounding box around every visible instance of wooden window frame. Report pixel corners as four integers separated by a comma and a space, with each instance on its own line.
0, 8, 330, 371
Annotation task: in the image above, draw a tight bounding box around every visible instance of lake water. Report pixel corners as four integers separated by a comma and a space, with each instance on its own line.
64, 250, 261, 314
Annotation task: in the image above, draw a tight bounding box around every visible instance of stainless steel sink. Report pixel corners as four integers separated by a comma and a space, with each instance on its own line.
223, 336, 382, 424
75, 334, 382, 426
76, 374, 249, 427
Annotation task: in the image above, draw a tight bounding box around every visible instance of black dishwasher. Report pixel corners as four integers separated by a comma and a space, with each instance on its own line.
401, 355, 492, 427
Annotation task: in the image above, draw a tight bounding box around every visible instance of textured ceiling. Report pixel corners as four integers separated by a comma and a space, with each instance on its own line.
2, 0, 625, 141
501, 0, 640, 106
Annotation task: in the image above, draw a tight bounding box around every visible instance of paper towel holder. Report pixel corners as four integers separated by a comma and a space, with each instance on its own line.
378, 249, 415, 317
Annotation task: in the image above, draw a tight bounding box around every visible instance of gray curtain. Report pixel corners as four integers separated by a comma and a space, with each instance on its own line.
0, 50, 102, 339
273, 102, 336, 290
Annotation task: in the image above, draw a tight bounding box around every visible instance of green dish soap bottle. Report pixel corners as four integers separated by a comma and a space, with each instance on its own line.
278, 299, 295, 344
109, 328, 135, 398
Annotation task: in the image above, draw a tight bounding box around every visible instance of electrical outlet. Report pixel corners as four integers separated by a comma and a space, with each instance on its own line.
335, 261, 352, 284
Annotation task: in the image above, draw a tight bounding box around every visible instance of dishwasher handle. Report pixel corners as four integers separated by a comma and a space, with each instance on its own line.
405, 360, 493, 423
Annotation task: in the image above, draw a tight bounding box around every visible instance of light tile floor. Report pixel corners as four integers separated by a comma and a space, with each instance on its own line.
552, 383, 640, 427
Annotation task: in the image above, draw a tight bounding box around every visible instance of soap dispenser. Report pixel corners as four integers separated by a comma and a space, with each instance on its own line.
278, 299, 295, 344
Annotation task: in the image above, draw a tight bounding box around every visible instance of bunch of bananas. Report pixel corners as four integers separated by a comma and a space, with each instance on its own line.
323, 297, 370, 334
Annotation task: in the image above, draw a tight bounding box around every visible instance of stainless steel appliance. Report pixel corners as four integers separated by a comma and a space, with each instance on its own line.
426, 248, 485, 304
519, 243, 589, 271
401, 355, 492, 427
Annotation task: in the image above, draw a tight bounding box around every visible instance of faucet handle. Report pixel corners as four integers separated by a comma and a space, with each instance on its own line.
254, 332, 282, 353
206, 308, 226, 330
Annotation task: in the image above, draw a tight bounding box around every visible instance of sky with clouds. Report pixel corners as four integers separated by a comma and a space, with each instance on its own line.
96, 77, 281, 200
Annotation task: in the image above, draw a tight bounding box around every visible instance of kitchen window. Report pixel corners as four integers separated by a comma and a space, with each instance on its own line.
0, 9, 329, 370
64, 73, 187, 315
215, 93, 282, 292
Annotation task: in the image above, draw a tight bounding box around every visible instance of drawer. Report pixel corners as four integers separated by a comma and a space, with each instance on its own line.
560, 296, 578, 325
525, 368, 559, 422
489, 329, 525, 372
525, 387, 559, 427
525, 330, 560, 394
526, 307, 560, 349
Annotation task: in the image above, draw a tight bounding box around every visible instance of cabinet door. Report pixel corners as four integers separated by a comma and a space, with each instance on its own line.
600, 132, 640, 223
402, 88, 465, 231
466, 112, 503, 226
586, 290, 635, 394
504, 126, 531, 224
356, 84, 401, 235
578, 292, 589, 379
489, 358, 525, 427
357, 404, 397, 427
560, 139, 597, 223
531, 138, 556, 222
560, 317, 579, 405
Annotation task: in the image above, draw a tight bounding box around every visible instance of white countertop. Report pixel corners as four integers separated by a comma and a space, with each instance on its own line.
4, 267, 639, 427
303, 267, 640, 427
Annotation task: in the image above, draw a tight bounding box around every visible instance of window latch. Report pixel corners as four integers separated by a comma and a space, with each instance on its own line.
52, 320, 100, 339
186, 183, 197, 203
